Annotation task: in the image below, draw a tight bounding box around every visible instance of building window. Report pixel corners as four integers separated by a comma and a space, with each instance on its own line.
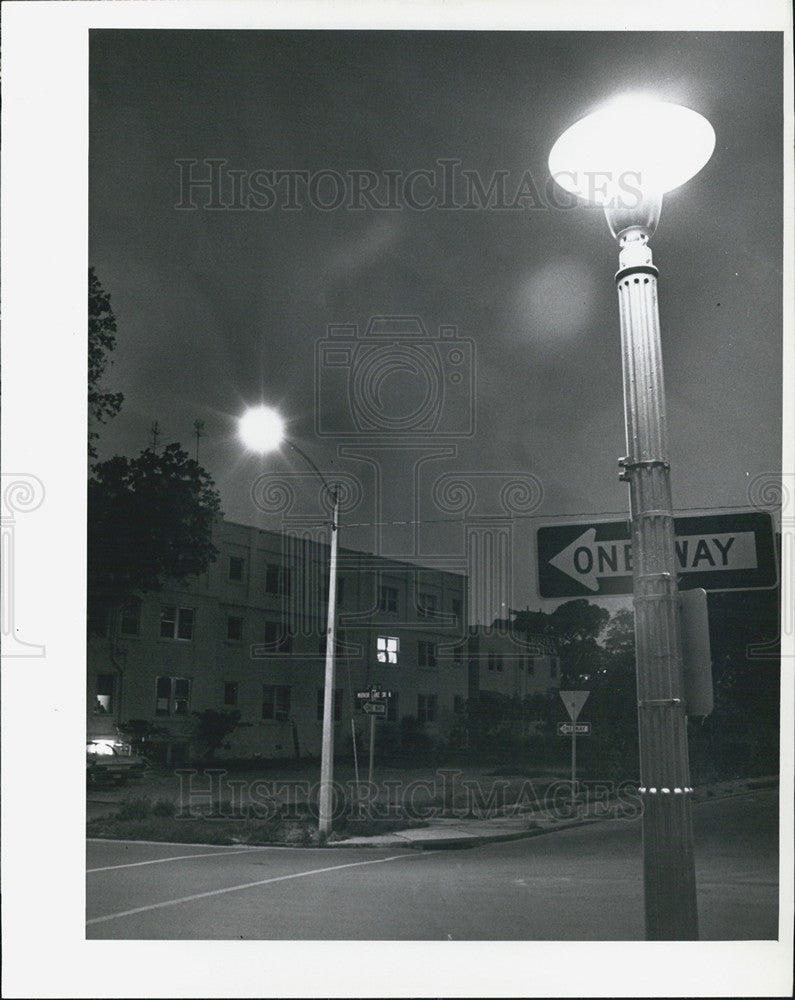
526, 656, 535, 676
223, 682, 238, 707
262, 684, 291, 721
160, 606, 194, 641
453, 644, 463, 665
94, 674, 114, 715
417, 693, 438, 725
378, 584, 398, 614
418, 640, 437, 668
227, 615, 244, 641
264, 621, 292, 653
155, 677, 191, 716
120, 597, 142, 636
487, 651, 504, 672
451, 597, 462, 624
321, 576, 345, 605
454, 695, 466, 714
377, 636, 399, 665
316, 688, 343, 722
228, 556, 245, 582
265, 563, 291, 596
417, 592, 437, 619
319, 628, 347, 657
550, 657, 558, 678
387, 691, 399, 722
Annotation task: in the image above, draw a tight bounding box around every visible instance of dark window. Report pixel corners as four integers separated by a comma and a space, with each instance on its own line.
496, 653, 503, 673
488, 651, 496, 671
227, 615, 244, 641
378, 585, 398, 614
417, 592, 437, 619
228, 556, 245, 582
550, 658, 558, 678
94, 674, 114, 715
265, 563, 291, 596
454, 695, 465, 714
452, 598, 463, 623
264, 621, 292, 653
418, 641, 437, 668
526, 657, 535, 676
160, 606, 194, 641
417, 693, 438, 725
155, 677, 192, 716
120, 597, 142, 636
453, 645, 463, 665
223, 682, 238, 707
316, 688, 343, 722
262, 684, 291, 721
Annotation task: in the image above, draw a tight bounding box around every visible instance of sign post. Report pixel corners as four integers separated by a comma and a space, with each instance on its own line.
559, 690, 589, 793
357, 687, 390, 788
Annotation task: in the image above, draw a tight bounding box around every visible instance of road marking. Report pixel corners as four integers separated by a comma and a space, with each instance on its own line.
87, 848, 266, 873
86, 852, 422, 925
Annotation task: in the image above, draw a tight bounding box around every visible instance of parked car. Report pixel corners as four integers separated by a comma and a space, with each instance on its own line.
86, 738, 148, 786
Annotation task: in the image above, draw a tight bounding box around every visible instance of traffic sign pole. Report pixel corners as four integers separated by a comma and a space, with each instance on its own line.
368, 713, 376, 786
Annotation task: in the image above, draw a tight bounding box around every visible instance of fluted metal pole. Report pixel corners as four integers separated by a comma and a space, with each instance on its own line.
615, 229, 699, 939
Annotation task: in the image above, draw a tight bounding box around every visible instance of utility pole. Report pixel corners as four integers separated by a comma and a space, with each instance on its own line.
193, 420, 205, 462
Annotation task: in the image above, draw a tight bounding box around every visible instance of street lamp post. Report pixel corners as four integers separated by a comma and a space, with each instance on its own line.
238, 406, 340, 838
549, 97, 715, 939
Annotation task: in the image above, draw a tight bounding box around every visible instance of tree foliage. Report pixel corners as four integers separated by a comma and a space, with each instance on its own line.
191, 709, 245, 759
88, 267, 124, 459
88, 443, 222, 630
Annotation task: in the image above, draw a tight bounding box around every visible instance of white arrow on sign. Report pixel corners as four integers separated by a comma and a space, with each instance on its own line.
559, 690, 589, 721
549, 528, 758, 592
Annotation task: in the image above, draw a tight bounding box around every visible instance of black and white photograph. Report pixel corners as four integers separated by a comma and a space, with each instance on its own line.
1, 2, 792, 997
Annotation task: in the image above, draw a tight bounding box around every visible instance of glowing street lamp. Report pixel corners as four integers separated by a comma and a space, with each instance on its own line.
549, 98, 715, 940
238, 405, 340, 839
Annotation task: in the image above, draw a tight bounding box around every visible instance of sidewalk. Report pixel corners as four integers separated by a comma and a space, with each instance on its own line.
333, 775, 779, 849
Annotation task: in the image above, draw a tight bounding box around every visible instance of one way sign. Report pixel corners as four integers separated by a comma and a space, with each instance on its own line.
537, 511, 776, 598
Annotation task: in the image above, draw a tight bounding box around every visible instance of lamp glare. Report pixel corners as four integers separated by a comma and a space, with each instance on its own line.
238, 406, 286, 454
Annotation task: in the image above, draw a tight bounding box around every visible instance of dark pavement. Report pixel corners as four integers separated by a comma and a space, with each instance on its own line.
87, 788, 779, 940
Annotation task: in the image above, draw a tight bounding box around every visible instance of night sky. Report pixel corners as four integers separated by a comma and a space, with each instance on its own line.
89, 30, 784, 617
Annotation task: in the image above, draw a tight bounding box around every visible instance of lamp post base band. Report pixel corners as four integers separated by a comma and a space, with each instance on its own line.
615, 263, 659, 282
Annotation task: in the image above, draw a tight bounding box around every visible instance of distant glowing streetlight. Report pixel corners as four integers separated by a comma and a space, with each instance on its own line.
238, 405, 340, 839
237, 405, 286, 454
549, 97, 714, 941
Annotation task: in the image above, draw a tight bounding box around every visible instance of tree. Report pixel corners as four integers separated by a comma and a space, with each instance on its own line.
88, 267, 124, 460
191, 709, 245, 760
88, 443, 222, 631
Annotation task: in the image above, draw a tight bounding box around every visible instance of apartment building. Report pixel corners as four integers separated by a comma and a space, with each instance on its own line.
87, 519, 468, 761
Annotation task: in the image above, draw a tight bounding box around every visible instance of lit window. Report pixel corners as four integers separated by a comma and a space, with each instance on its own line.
378, 585, 398, 614
417, 693, 438, 725
155, 676, 191, 715
94, 674, 114, 714
120, 597, 142, 636
160, 606, 194, 641
418, 640, 437, 668
229, 556, 245, 582
377, 636, 399, 665
227, 615, 244, 641
262, 684, 291, 721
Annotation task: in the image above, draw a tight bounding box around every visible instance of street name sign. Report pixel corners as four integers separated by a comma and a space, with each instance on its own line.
537, 511, 777, 598
362, 701, 387, 716
559, 690, 589, 721
557, 722, 591, 736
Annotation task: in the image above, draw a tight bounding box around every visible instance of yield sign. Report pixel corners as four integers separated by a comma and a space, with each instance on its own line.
559, 690, 589, 721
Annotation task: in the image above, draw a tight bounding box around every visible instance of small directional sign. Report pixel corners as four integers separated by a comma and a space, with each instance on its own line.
537, 511, 777, 598
557, 722, 591, 736
362, 701, 387, 716
559, 690, 589, 721
357, 688, 392, 701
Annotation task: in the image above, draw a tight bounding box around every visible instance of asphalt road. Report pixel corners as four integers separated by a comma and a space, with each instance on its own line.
86, 789, 778, 940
